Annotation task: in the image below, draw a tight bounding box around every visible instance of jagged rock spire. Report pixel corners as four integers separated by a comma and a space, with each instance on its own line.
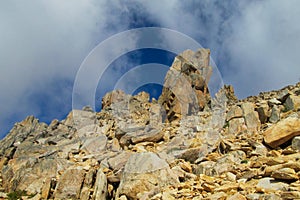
158, 49, 212, 122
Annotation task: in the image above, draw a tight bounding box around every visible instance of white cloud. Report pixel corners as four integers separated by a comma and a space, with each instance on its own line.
223, 0, 300, 97
0, 0, 133, 137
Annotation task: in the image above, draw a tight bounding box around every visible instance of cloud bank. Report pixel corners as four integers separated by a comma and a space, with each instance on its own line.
0, 0, 299, 138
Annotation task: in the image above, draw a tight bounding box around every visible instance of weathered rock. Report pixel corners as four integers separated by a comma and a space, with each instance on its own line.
64, 110, 96, 129
268, 98, 281, 106
0, 116, 47, 157
227, 193, 247, 200
80, 135, 107, 154
223, 85, 238, 104
54, 167, 86, 199
281, 191, 300, 199
277, 89, 290, 102
0, 192, 7, 198
241, 102, 261, 131
117, 152, 178, 199
41, 177, 53, 199
256, 103, 269, 124
256, 177, 289, 192
226, 105, 243, 121
92, 169, 107, 200
228, 118, 246, 134
1, 51, 300, 200
284, 95, 300, 111
159, 49, 211, 122
292, 136, 300, 151
108, 151, 132, 172
264, 114, 300, 148
264, 161, 300, 176
269, 105, 280, 123
102, 90, 127, 110
131, 128, 164, 144
80, 169, 96, 200
271, 167, 299, 181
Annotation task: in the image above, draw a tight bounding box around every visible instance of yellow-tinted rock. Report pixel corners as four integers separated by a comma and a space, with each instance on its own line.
264, 115, 300, 148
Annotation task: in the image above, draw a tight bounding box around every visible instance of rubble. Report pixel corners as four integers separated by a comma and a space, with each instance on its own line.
0, 49, 300, 199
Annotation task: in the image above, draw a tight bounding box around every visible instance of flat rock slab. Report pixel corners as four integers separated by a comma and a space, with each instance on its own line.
264, 115, 300, 148
81, 135, 107, 154
118, 152, 178, 199
54, 167, 85, 199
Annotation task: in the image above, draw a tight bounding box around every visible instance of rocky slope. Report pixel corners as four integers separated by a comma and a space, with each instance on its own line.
0, 49, 300, 200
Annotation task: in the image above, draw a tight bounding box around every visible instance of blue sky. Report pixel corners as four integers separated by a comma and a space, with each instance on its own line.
1, 0, 300, 138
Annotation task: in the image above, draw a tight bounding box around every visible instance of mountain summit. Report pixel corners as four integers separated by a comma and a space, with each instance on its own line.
1, 49, 300, 199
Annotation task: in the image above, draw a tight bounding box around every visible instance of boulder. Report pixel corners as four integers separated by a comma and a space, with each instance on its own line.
80, 135, 107, 154
64, 110, 96, 130
54, 167, 86, 199
269, 105, 280, 123
284, 95, 300, 111
256, 103, 269, 123
228, 118, 246, 134
241, 102, 260, 131
226, 106, 243, 121
117, 152, 178, 199
264, 114, 300, 148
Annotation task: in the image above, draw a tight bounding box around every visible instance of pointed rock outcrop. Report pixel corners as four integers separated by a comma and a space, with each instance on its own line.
158, 49, 212, 122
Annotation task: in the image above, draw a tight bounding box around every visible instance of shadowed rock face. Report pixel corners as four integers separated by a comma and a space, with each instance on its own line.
158, 49, 212, 122
1, 50, 300, 200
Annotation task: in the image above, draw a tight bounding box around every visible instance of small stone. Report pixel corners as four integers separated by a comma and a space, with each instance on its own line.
226, 172, 236, 181
263, 193, 281, 200
41, 177, 52, 199
257, 177, 289, 192
206, 192, 227, 199
194, 161, 216, 176
271, 168, 299, 181
119, 195, 128, 200
281, 191, 300, 199
268, 98, 282, 106
246, 193, 261, 200
202, 183, 215, 192
215, 182, 238, 192
0, 192, 7, 198
180, 161, 192, 173
162, 191, 175, 200
110, 138, 121, 152
227, 193, 247, 200
292, 136, 300, 151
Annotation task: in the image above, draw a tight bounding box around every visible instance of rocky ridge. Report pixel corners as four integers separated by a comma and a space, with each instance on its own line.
0, 49, 300, 199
